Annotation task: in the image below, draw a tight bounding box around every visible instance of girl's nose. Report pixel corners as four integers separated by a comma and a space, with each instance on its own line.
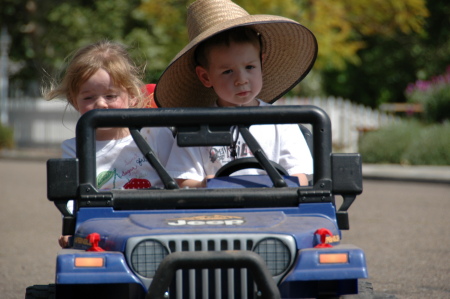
94, 97, 108, 109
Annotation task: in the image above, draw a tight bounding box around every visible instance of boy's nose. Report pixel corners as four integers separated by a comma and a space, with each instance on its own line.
235, 71, 248, 85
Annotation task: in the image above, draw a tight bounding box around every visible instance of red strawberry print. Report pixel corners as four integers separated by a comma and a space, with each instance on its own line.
123, 178, 151, 189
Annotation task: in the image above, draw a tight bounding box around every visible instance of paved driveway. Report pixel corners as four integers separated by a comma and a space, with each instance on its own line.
342, 179, 450, 299
0, 159, 449, 298
0, 159, 61, 299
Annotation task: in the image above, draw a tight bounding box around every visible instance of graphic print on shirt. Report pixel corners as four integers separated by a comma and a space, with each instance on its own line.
96, 153, 152, 189
97, 170, 116, 189
123, 178, 151, 189
209, 139, 251, 164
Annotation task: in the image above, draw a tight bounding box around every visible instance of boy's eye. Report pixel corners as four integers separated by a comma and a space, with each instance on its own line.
246, 65, 256, 70
106, 94, 118, 100
222, 69, 232, 75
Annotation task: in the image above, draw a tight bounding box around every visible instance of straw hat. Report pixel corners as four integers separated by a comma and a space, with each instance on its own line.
154, 0, 317, 108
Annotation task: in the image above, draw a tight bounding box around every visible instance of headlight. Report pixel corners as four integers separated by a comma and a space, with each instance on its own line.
254, 238, 291, 276
131, 240, 169, 278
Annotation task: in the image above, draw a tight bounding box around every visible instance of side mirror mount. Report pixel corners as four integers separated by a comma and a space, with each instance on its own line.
331, 153, 363, 230
47, 158, 79, 201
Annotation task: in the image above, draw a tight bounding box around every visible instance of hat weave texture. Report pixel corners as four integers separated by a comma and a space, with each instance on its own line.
155, 0, 317, 108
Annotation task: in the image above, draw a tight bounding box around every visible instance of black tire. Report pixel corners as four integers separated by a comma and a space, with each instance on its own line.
340, 280, 373, 299
25, 284, 55, 299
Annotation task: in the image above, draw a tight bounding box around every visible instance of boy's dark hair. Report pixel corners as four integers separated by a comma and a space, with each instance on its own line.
195, 26, 261, 68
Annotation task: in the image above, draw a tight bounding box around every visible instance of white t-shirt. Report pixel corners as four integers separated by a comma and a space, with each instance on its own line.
62, 127, 174, 190
165, 100, 313, 181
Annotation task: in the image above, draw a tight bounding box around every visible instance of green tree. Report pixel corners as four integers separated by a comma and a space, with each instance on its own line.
138, 0, 429, 101
139, 0, 428, 71
1, 0, 158, 95
2, 0, 432, 104
323, 0, 449, 107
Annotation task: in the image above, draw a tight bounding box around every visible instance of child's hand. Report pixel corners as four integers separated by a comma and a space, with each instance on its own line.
176, 177, 213, 188
293, 173, 309, 186
58, 235, 71, 248
203, 175, 215, 187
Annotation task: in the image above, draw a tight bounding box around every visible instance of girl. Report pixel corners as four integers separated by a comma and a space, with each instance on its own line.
44, 40, 173, 247
45, 40, 172, 189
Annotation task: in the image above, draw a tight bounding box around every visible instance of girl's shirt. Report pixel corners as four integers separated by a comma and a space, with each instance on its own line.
62, 127, 174, 190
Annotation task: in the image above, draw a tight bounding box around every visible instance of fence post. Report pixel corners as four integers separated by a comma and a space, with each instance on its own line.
0, 27, 11, 126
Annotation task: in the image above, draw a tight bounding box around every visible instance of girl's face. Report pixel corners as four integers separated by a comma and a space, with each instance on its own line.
196, 41, 263, 107
74, 68, 132, 115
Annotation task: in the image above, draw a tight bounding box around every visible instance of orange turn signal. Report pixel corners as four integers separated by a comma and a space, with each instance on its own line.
75, 257, 104, 267
319, 253, 348, 264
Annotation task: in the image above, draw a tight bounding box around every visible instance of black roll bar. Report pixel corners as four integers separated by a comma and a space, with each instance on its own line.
76, 105, 332, 188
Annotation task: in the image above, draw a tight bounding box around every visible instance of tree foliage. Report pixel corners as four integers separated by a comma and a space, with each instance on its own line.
139, 0, 428, 71
1, 0, 441, 108
322, 0, 449, 107
1, 0, 156, 95
138, 0, 431, 105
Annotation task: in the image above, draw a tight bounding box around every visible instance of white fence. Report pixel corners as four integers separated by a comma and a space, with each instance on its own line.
6, 96, 399, 151
8, 97, 78, 147
277, 97, 399, 152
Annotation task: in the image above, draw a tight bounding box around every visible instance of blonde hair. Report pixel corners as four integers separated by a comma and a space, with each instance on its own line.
44, 40, 146, 108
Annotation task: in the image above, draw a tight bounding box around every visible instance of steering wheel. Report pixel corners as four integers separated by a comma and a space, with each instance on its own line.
215, 157, 289, 177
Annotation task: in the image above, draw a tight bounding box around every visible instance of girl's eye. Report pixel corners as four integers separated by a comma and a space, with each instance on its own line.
106, 94, 118, 100
246, 65, 255, 70
83, 96, 93, 101
222, 69, 232, 75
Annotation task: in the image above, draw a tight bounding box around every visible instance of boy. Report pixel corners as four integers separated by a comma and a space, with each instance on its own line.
155, 0, 317, 188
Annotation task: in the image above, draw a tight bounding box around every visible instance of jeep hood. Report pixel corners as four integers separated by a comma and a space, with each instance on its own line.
74, 207, 339, 251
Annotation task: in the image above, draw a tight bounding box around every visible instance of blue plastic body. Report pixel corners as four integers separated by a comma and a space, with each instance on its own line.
55, 192, 367, 297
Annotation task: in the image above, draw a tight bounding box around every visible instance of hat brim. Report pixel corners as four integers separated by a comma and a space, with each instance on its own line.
155, 15, 317, 108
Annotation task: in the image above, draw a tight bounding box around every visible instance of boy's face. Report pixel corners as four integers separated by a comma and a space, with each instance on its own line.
196, 41, 263, 107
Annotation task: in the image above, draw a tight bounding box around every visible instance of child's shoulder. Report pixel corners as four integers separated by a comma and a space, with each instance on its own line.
257, 99, 272, 106
61, 137, 76, 150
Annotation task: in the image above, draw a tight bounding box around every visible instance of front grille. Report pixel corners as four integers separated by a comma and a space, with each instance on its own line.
126, 234, 296, 299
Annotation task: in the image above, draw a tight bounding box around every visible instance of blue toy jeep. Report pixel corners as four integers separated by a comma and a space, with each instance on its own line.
26, 105, 368, 299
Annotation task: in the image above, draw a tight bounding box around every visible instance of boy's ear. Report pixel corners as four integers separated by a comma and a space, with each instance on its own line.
195, 66, 212, 88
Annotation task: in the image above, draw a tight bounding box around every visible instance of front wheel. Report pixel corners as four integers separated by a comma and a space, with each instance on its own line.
25, 284, 55, 299
341, 280, 377, 299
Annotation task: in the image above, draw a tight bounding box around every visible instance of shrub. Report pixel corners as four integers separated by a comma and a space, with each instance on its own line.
358, 120, 422, 164
405, 67, 450, 123
359, 120, 450, 165
402, 122, 450, 165
0, 124, 14, 150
